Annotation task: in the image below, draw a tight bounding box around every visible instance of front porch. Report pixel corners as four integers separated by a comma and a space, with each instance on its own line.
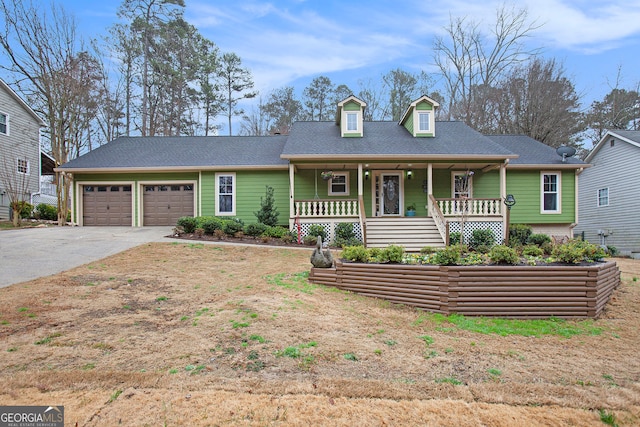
289, 196, 507, 251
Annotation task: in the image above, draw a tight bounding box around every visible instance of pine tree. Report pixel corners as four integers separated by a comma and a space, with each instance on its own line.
255, 186, 279, 226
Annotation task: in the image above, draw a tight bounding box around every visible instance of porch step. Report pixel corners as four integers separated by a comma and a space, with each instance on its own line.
365, 217, 445, 252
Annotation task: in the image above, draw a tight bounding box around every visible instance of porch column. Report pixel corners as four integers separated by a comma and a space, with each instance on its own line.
357, 163, 363, 197
500, 161, 507, 241
289, 164, 295, 219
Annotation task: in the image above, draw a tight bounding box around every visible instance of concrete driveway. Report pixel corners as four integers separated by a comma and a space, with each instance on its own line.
0, 226, 173, 288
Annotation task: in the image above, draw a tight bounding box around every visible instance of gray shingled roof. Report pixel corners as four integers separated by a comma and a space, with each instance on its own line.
59, 135, 289, 170
282, 121, 516, 158
485, 135, 586, 165
609, 130, 640, 144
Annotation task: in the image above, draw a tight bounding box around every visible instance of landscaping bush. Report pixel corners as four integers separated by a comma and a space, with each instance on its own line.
307, 224, 327, 242
176, 216, 197, 233
222, 219, 244, 235
375, 245, 404, 263
489, 245, 519, 265
244, 223, 268, 237
552, 239, 606, 264
470, 228, 495, 249
262, 225, 290, 239
341, 245, 369, 263
431, 246, 462, 266
333, 222, 362, 248
509, 224, 532, 247
527, 233, 551, 246
449, 232, 461, 246
198, 216, 224, 234
19, 202, 33, 219
607, 245, 618, 256
303, 235, 318, 246
522, 244, 544, 257
35, 203, 57, 221
254, 185, 279, 226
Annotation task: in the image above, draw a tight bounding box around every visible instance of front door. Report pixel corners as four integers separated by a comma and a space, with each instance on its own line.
374, 172, 403, 216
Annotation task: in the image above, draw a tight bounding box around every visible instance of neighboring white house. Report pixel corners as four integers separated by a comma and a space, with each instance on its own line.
0, 79, 46, 220
576, 130, 640, 256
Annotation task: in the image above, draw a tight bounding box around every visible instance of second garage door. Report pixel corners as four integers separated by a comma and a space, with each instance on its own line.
143, 184, 194, 226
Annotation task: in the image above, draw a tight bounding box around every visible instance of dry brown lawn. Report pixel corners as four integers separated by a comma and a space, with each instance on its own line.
1, 241, 639, 426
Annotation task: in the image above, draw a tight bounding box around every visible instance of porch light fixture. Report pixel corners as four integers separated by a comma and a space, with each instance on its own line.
407, 169, 413, 180
503, 194, 516, 245
364, 169, 369, 180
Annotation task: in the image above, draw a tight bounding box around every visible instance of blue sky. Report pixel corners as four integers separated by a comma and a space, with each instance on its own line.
45, 0, 640, 114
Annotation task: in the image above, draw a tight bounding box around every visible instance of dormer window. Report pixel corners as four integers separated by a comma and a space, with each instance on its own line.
346, 112, 358, 131
418, 112, 431, 132
336, 95, 366, 137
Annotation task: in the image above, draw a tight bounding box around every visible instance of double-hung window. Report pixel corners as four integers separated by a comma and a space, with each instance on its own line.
215, 173, 236, 215
0, 112, 8, 135
328, 172, 349, 196
418, 112, 431, 132
541, 172, 561, 213
597, 188, 609, 207
346, 113, 358, 131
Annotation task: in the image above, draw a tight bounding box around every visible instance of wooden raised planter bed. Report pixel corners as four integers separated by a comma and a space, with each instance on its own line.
308, 260, 620, 319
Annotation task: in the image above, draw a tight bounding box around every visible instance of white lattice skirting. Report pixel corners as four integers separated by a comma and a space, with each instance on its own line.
295, 221, 363, 243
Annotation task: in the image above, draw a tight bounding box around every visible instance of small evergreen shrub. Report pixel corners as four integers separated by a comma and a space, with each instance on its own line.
470, 228, 495, 249
341, 245, 369, 263
254, 185, 279, 226
420, 246, 437, 254
223, 219, 243, 235
244, 223, 268, 237
35, 203, 57, 221
177, 216, 197, 233
307, 224, 327, 242
431, 246, 462, 266
333, 222, 362, 247
509, 224, 532, 247
522, 244, 544, 257
303, 235, 318, 246
527, 233, 551, 246
552, 239, 606, 264
376, 245, 404, 263
198, 217, 224, 234
449, 232, 461, 246
474, 244, 492, 254
606, 245, 618, 256
262, 226, 289, 238
19, 202, 33, 218
489, 245, 519, 265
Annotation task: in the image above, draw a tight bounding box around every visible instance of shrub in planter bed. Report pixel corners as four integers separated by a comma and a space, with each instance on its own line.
527, 233, 551, 246
551, 239, 606, 264
488, 245, 519, 265
307, 224, 327, 242
35, 203, 58, 221
509, 224, 532, 247
244, 223, 268, 237
341, 245, 369, 263
470, 228, 495, 249
177, 216, 197, 233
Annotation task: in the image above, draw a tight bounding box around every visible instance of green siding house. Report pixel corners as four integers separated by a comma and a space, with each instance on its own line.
58, 95, 587, 250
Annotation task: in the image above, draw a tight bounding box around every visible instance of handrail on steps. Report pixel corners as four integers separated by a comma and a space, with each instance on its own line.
428, 194, 449, 245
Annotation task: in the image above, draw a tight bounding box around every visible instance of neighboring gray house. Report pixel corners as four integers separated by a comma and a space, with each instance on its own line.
0, 79, 46, 220
576, 130, 640, 256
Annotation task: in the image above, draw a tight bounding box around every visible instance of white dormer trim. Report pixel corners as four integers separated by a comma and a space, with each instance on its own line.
399, 95, 439, 137
336, 95, 366, 138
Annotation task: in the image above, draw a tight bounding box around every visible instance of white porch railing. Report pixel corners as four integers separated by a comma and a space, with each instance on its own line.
428, 195, 448, 243
294, 199, 359, 218
437, 198, 503, 217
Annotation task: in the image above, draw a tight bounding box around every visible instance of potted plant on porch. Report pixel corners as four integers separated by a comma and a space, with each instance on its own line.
405, 203, 416, 216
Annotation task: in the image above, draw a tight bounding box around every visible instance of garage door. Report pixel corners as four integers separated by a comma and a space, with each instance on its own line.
143, 184, 194, 226
83, 185, 132, 226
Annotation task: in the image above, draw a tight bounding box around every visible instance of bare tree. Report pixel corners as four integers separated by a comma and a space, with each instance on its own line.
433, 5, 541, 126
261, 86, 303, 135
0, 0, 103, 224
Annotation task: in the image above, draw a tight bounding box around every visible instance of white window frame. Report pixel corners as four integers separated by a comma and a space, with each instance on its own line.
597, 187, 609, 207
328, 172, 349, 196
418, 112, 431, 132
541, 172, 561, 214
452, 171, 472, 198
215, 172, 236, 216
346, 112, 358, 131
17, 158, 29, 175
0, 112, 8, 135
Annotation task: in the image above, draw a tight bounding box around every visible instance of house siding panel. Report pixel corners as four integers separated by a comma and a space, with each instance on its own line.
576, 138, 640, 253
0, 84, 41, 220
235, 171, 289, 225
507, 170, 575, 224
